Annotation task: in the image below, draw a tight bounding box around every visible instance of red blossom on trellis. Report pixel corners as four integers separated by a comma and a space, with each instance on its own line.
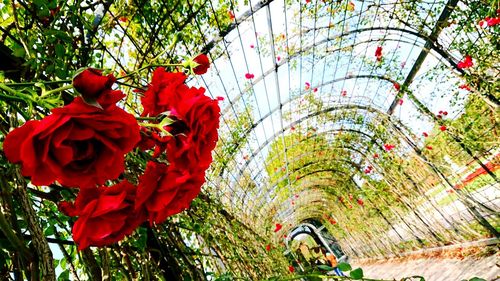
458, 84, 471, 91
457, 55, 473, 69
274, 223, 283, 232
375, 46, 383, 61
384, 144, 395, 151
228, 10, 235, 20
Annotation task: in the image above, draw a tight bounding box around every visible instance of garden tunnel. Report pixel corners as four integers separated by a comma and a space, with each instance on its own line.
0, 0, 499, 280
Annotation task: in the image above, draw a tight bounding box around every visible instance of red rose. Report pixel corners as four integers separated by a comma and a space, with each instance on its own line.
393, 82, 400, 91
72, 69, 116, 100
135, 161, 205, 224
274, 223, 282, 232
457, 55, 473, 69
166, 89, 220, 171
141, 68, 188, 117
3, 97, 140, 188
383, 144, 395, 151
140, 68, 220, 170
192, 54, 210, 75
357, 198, 364, 206
375, 46, 383, 61
59, 181, 145, 250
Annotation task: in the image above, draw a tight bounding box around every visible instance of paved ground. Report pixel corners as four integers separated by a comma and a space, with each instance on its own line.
353, 254, 499, 281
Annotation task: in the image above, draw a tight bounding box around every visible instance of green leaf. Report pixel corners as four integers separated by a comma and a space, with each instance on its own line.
317, 264, 334, 271
57, 270, 69, 281
135, 227, 147, 252
44, 225, 55, 236
337, 262, 352, 272
350, 268, 364, 280
12, 46, 25, 58
468, 278, 486, 281
55, 44, 65, 57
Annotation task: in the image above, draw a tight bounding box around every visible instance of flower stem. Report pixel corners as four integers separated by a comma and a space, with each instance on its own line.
40, 84, 73, 98
0, 83, 36, 101
116, 63, 183, 80
3, 80, 72, 87
136, 117, 158, 121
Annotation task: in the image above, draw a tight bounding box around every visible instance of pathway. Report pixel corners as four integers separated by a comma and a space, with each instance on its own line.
353, 254, 499, 281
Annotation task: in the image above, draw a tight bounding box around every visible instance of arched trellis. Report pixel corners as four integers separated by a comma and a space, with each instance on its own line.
216, 98, 498, 233
207, 0, 498, 109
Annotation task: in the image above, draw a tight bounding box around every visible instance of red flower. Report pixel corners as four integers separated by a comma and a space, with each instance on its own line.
357, 198, 364, 206
245, 73, 255, 79
119, 17, 128, 22
140, 68, 220, 170
288, 265, 295, 273
141, 68, 188, 117
313, 87, 318, 92
383, 144, 395, 151
486, 17, 500, 26
373, 153, 379, 159
480, 16, 500, 27
426, 146, 433, 150
266, 244, 271, 251
423, 132, 429, 137
364, 167, 372, 174
59, 181, 146, 250
440, 125, 447, 131
375, 46, 383, 61
250, 44, 255, 48
135, 161, 206, 224
72, 68, 116, 101
228, 10, 235, 20
277, 56, 281, 62
192, 54, 210, 75
341, 90, 347, 96
458, 84, 471, 91
274, 223, 282, 232
349, 194, 354, 200
457, 55, 473, 69
398, 99, 403, 105
393, 82, 400, 91
305, 82, 310, 90
165, 89, 221, 172
4, 97, 140, 188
